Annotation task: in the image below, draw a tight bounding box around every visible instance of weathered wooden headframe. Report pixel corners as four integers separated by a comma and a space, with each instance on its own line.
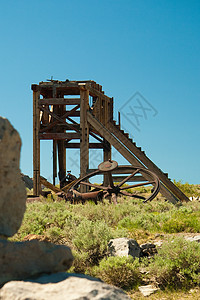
32, 79, 189, 203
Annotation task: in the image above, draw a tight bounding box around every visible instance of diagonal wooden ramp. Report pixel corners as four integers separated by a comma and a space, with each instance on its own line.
87, 111, 189, 204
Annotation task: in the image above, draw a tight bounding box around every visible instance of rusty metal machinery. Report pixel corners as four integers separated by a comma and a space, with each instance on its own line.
70, 160, 160, 204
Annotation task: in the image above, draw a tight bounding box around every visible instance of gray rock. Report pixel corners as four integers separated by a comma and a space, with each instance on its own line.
108, 238, 141, 258
21, 173, 33, 189
153, 240, 163, 248
138, 284, 159, 297
185, 235, 200, 243
0, 272, 130, 300
0, 117, 26, 237
140, 243, 157, 257
0, 239, 73, 285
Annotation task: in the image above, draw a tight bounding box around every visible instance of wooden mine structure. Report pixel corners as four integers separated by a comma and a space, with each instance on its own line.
32, 79, 189, 203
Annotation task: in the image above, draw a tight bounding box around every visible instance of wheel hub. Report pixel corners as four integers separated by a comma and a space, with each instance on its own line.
107, 186, 121, 195
98, 160, 118, 172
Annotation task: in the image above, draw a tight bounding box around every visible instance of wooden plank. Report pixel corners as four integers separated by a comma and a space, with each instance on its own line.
64, 142, 104, 149
87, 111, 180, 204
39, 98, 80, 105
39, 132, 80, 140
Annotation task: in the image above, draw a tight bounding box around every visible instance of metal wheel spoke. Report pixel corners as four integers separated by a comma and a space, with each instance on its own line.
80, 181, 108, 191
119, 191, 146, 200
117, 168, 140, 187
120, 180, 155, 190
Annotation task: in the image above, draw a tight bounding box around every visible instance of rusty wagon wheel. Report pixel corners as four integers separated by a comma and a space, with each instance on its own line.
70, 160, 160, 204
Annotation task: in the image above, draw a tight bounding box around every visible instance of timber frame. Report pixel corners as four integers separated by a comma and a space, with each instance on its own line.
32, 79, 189, 203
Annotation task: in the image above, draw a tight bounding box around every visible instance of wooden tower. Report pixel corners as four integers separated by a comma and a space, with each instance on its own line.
32, 79, 189, 203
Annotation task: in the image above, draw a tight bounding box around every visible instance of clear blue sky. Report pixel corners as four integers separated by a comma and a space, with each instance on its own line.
0, 0, 199, 184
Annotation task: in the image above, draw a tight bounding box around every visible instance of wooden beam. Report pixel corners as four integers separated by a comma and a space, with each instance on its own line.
103, 99, 111, 186
65, 111, 80, 117
40, 176, 61, 193
39, 98, 80, 105
53, 140, 57, 186
40, 123, 80, 133
33, 90, 41, 196
80, 89, 89, 192
64, 142, 105, 149
39, 132, 80, 140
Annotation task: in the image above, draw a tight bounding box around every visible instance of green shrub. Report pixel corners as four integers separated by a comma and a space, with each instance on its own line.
90, 256, 142, 290
174, 180, 200, 197
149, 237, 200, 289
161, 212, 200, 233
68, 251, 90, 274
72, 219, 112, 264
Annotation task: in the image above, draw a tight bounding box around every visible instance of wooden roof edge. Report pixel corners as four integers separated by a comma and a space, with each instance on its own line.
31, 79, 112, 99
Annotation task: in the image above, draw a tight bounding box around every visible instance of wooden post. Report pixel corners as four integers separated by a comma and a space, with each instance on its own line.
57, 104, 66, 188
33, 87, 40, 196
103, 100, 111, 186
53, 140, 57, 186
80, 88, 89, 192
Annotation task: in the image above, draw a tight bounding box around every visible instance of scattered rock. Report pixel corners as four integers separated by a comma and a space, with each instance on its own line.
0, 239, 73, 285
0, 117, 26, 237
108, 238, 141, 258
138, 284, 159, 297
189, 196, 200, 201
0, 272, 130, 300
154, 233, 161, 238
26, 196, 41, 202
22, 234, 51, 242
184, 235, 200, 243
153, 240, 163, 248
140, 243, 157, 257
21, 173, 33, 189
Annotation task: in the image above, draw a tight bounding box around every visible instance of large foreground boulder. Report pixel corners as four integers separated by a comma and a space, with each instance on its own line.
0, 117, 26, 237
0, 273, 130, 300
0, 239, 73, 285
